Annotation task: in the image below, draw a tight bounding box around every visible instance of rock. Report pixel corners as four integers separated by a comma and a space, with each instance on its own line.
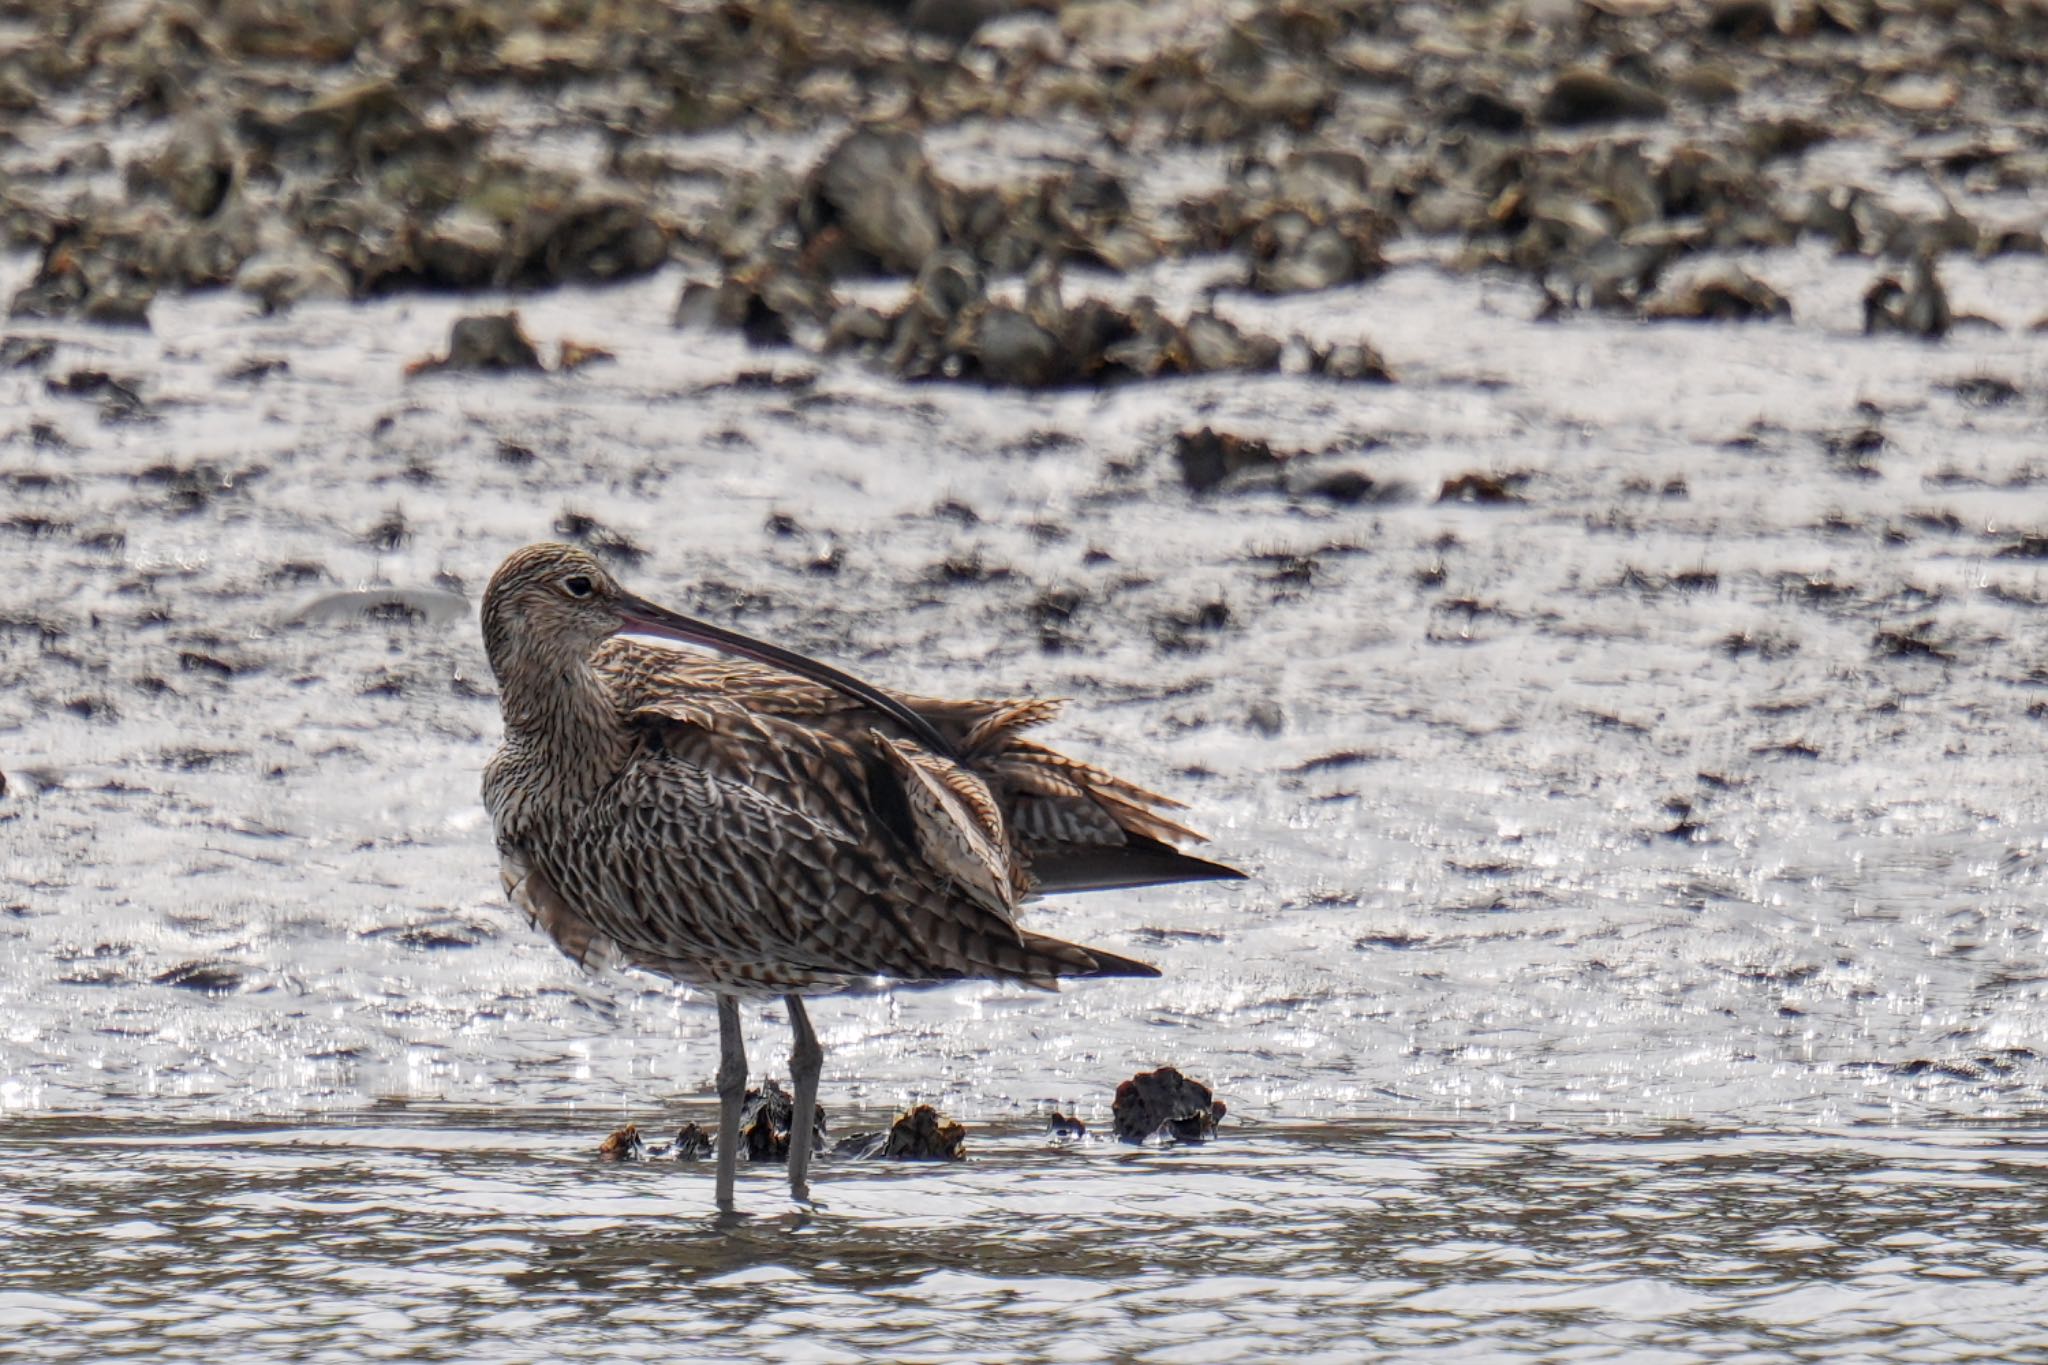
1247, 211, 1380, 294
1111, 1066, 1225, 1144
1444, 85, 1528, 136
530, 190, 669, 284
1864, 256, 1950, 339
1539, 69, 1670, 127
125, 112, 235, 219
9, 230, 156, 328
800, 128, 945, 276
409, 313, 544, 375
1642, 265, 1791, 322
1172, 428, 1282, 493
1183, 311, 1281, 374
234, 227, 351, 313
1306, 340, 1394, 382
972, 306, 1063, 388
416, 208, 507, 289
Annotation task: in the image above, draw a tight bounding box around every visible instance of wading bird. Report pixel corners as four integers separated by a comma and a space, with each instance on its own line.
480, 542, 1243, 1213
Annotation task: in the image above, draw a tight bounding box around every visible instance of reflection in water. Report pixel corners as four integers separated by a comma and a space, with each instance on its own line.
4, 1114, 2046, 1360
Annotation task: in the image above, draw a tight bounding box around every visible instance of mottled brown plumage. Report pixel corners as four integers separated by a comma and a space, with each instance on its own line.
478, 542, 1243, 1212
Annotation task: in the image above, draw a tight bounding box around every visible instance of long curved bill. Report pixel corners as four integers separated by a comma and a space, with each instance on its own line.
616, 592, 958, 759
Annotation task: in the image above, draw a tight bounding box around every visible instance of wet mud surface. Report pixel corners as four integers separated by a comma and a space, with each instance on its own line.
7, 0, 2048, 1356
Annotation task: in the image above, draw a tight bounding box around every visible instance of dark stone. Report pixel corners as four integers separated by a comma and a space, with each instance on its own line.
1539, 69, 1670, 127
1445, 87, 1528, 135
1172, 428, 1281, 493
414, 314, 544, 374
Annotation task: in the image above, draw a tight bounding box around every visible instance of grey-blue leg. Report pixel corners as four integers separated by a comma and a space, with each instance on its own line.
715, 993, 746, 1215
785, 994, 822, 1202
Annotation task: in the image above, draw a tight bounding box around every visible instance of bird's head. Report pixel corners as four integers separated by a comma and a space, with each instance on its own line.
481, 542, 633, 676
478, 541, 959, 758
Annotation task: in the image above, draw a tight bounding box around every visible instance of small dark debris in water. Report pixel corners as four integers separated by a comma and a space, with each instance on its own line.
152, 961, 245, 994
598, 1124, 644, 1162
361, 918, 493, 950
553, 512, 646, 567
178, 651, 241, 678
709, 369, 817, 393
1863, 257, 1951, 339
1291, 750, 1378, 774
1047, 1112, 1087, 1141
136, 460, 259, 515
1874, 625, 1954, 663
739, 1080, 826, 1162
1673, 568, 1720, 592
833, 1104, 968, 1161
1, 336, 55, 369
29, 423, 72, 453
268, 561, 328, 585
1753, 739, 1822, 759
1301, 468, 1401, 505
1994, 535, 2048, 560
161, 747, 241, 771
1662, 799, 1708, 842
65, 696, 119, 721
409, 314, 544, 375
1822, 426, 1885, 479
556, 340, 613, 371
1112, 1066, 1225, 1145
1438, 472, 1530, 505
363, 509, 410, 552
2, 514, 69, 539
1173, 428, 1281, 494
665, 1123, 714, 1160
225, 356, 289, 383
1946, 376, 2019, 407
495, 441, 536, 466
929, 552, 1011, 586
1721, 631, 1799, 660
46, 369, 147, 411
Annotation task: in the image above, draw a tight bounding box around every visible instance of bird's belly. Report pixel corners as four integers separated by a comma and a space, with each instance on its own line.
503, 848, 857, 996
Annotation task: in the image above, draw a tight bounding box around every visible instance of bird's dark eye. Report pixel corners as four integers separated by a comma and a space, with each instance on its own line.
562, 575, 595, 599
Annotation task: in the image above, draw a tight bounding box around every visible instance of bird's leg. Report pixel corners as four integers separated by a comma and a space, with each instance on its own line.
784, 994, 823, 1203
714, 992, 746, 1216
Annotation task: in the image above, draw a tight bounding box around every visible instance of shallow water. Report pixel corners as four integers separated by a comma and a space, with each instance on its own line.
6, 228, 2048, 1354
8, 1113, 2048, 1363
